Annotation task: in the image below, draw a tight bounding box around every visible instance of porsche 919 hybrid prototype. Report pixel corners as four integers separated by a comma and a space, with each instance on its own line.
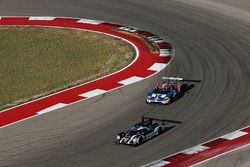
146, 77, 183, 104
114, 117, 169, 146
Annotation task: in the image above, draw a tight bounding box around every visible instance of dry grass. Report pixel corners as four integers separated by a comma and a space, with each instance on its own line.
0, 26, 135, 110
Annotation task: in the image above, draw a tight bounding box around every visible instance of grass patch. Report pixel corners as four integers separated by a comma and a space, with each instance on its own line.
0, 26, 135, 110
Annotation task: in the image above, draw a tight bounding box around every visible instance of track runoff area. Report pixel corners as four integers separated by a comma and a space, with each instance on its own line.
1, 16, 250, 167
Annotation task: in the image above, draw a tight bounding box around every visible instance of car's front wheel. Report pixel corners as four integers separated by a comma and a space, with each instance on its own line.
132, 136, 143, 146
162, 97, 170, 104
137, 136, 143, 145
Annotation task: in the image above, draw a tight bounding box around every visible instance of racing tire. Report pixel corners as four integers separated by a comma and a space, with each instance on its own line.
158, 127, 163, 135
133, 136, 143, 146
162, 97, 170, 105
137, 136, 143, 145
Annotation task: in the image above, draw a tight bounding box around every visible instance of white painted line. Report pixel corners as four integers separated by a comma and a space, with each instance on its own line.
148, 36, 159, 39
148, 63, 167, 72
77, 19, 104, 25
142, 160, 170, 167
182, 145, 209, 155
118, 76, 144, 85
79, 89, 107, 98
154, 39, 165, 43
149, 37, 163, 42
37, 103, 68, 115
221, 131, 248, 140
160, 49, 171, 56
160, 54, 171, 57
160, 49, 171, 53
118, 26, 140, 33
29, 17, 56, 21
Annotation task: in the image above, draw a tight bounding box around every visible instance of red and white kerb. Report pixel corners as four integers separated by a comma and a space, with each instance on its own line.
143, 126, 250, 167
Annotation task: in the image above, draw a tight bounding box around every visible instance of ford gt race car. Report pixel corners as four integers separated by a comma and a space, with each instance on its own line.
114, 117, 169, 146
146, 77, 183, 104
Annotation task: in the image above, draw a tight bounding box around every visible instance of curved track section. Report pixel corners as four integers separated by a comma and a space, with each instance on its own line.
1, 0, 250, 167
0, 16, 172, 127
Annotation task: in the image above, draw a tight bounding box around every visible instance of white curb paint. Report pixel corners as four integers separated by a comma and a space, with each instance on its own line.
118, 26, 140, 33
77, 19, 104, 25
148, 63, 168, 72
79, 89, 107, 98
182, 145, 209, 155
148, 36, 163, 41
221, 131, 248, 140
29, 17, 56, 21
37, 103, 68, 115
118, 76, 144, 85
154, 39, 165, 43
143, 160, 171, 167
160, 49, 171, 56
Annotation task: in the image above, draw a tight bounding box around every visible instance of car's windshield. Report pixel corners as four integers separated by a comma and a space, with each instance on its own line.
153, 88, 169, 94
127, 128, 138, 136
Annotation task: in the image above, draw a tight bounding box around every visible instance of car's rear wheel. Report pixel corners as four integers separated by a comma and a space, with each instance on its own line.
158, 127, 163, 135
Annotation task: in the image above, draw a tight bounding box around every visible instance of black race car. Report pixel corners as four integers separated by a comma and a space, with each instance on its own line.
115, 117, 171, 146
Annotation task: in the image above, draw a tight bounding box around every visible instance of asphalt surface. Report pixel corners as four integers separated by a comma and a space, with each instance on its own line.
1, 0, 250, 167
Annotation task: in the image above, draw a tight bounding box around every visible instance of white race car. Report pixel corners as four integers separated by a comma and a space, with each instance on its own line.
114, 117, 170, 146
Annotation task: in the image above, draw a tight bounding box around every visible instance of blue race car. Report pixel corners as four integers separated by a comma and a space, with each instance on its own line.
146, 77, 183, 104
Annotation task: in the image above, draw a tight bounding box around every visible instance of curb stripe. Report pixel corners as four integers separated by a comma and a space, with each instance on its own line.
118, 76, 144, 85
79, 89, 108, 98
144, 160, 171, 167
221, 131, 248, 140
77, 18, 104, 24
160, 49, 171, 56
148, 63, 168, 72
37, 103, 68, 115
29, 17, 56, 20
181, 145, 209, 155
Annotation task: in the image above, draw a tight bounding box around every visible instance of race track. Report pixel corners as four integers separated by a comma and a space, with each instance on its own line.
1, 0, 250, 166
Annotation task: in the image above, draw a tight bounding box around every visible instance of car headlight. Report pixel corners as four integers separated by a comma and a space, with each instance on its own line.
161, 94, 167, 98
151, 93, 156, 97
164, 97, 170, 101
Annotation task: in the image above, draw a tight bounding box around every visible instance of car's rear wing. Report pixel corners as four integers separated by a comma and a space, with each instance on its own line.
162, 77, 201, 83
141, 116, 181, 125
162, 77, 184, 81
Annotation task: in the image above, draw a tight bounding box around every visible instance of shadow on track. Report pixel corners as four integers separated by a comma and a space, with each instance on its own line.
172, 79, 202, 104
